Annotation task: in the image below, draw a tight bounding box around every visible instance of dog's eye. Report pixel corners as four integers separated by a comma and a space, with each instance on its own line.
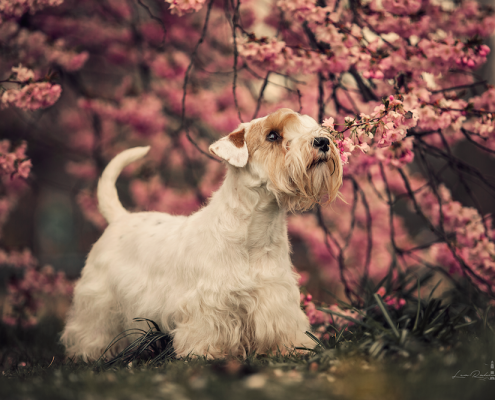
266, 131, 281, 142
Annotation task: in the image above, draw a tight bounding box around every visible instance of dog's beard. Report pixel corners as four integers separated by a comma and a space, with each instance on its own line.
308, 155, 329, 170
267, 141, 343, 212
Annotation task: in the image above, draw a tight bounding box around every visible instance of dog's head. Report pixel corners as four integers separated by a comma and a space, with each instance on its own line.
209, 108, 343, 211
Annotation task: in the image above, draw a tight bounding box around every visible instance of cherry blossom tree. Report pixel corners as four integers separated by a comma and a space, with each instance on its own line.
1, 0, 495, 327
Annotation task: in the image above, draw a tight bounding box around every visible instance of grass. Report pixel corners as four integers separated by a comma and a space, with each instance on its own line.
1, 274, 495, 400
1, 333, 494, 400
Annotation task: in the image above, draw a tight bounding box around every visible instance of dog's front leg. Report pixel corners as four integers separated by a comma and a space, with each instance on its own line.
170, 299, 244, 359
250, 283, 315, 354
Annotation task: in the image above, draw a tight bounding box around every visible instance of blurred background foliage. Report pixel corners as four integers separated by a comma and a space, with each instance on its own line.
1, 0, 495, 364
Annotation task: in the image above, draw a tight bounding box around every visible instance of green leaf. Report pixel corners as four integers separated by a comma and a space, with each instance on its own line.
335, 326, 348, 344
454, 320, 477, 330
373, 293, 400, 338
318, 308, 373, 330
305, 331, 326, 349
413, 278, 421, 332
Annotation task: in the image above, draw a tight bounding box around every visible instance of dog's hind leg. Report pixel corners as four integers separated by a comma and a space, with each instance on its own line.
61, 270, 126, 362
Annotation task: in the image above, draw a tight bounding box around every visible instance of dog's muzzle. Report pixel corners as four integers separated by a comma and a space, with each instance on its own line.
313, 137, 330, 153
308, 156, 328, 169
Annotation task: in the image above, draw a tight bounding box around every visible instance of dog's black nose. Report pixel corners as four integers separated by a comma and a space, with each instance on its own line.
313, 137, 330, 152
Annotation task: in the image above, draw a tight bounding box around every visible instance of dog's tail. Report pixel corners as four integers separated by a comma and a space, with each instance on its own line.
97, 146, 150, 223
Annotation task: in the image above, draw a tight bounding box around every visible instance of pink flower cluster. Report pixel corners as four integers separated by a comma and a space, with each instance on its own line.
463, 88, 495, 149
237, 37, 288, 70
8, 26, 89, 73
380, 0, 422, 15
418, 38, 490, 70
0, 249, 36, 268
237, 34, 354, 75
375, 137, 414, 168
1, 82, 61, 110
150, 53, 189, 80
130, 176, 200, 216
0, 140, 31, 179
416, 184, 495, 291
165, 0, 207, 17
0, 0, 63, 20
301, 292, 361, 337
3, 263, 73, 327
376, 286, 406, 309
11, 64, 34, 82
323, 96, 418, 165
47, 39, 89, 71
0, 140, 31, 237
366, 0, 495, 38
116, 96, 167, 137
79, 95, 167, 137
0, 139, 73, 327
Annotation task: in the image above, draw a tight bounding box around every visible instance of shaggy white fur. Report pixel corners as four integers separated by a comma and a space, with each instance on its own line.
61, 108, 343, 360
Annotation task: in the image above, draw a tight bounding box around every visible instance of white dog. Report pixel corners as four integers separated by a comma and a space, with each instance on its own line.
61, 108, 343, 360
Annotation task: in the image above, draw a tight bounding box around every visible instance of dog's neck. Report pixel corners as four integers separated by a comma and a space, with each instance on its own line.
203, 166, 288, 251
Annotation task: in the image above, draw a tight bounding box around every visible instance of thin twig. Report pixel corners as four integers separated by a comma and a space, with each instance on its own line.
180, 0, 215, 130
316, 206, 361, 305
415, 142, 494, 295
461, 128, 495, 155
431, 80, 488, 94
136, 0, 166, 48
318, 73, 325, 123
349, 177, 372, 285
227, 0, 244, 122
252, 71, 270, 120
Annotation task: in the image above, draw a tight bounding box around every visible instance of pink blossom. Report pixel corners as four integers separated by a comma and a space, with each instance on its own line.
17, 159, 32, 178
322, 117, 335, 130
0, 140, 32, 179
116, 95, 167, 137
417, 183, 495, 291
238, 37, 287, 69
0, 0, 64, 19
2, 259, 74, 327
48, 47, 89, 71
130, 176, 200, 216
151, 52, 189, 79
1, 82, 61, 110
375, 137, 415, 168
381, 0, 422, 15
140, 21, 165, 46
376, 286, 406, 309
11, 64, 34, 82
165, 0, 207, 16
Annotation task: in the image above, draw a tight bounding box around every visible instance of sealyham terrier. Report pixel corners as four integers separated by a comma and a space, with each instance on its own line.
61, 108, 343, 361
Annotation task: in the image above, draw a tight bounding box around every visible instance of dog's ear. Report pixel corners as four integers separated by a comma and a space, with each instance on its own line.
209, 127, 248, 167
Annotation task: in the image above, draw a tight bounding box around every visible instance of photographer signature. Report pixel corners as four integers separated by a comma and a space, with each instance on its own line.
452, 370, 495, 380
